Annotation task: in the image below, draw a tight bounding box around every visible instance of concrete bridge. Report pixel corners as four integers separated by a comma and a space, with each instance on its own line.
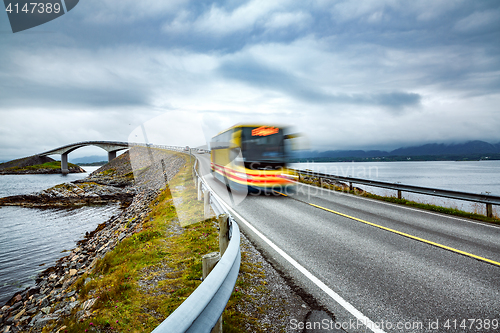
38, 141, 129, 174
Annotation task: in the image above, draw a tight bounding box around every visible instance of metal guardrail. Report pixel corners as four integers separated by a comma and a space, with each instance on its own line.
152, 159, 241, 333
292, 168, 500, 217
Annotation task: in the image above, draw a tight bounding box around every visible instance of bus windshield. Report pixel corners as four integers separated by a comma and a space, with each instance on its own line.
241, 126, 285, 169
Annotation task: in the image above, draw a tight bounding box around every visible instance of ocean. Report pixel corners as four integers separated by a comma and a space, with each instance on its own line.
0, 167, 122, 305
290, 160, 500, 216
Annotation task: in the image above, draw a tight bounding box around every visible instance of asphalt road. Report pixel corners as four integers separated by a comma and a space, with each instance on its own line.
196, 154, 500, 333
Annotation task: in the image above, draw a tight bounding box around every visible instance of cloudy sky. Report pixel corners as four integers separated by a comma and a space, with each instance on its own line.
1, 0, 499, 160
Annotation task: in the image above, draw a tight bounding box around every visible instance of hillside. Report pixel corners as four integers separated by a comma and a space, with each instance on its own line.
0, 155, 55, 170
0, 155, 84, 174
293, 140, 500, 162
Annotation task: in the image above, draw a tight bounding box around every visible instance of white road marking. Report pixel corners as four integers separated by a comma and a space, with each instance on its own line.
201, 169, 387, 333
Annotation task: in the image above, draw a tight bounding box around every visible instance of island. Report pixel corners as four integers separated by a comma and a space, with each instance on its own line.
0, 155, 85, 174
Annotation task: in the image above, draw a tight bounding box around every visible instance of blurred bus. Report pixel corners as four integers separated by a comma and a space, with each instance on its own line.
210, 124, 297, 194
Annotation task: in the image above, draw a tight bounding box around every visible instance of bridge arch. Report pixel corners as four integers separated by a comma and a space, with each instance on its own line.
38, 141, 129, 174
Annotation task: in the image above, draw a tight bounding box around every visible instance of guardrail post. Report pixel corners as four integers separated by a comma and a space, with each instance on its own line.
349, 182, 353, 191
204, 190, 211, 218
192, 163, 196, 182
202, 251, 221, 281
218, 214, 229, 256
486, 203, 493, 218
202, 252, 223, 333
197, 178, 202, 201
398, 190, 402, 199
319, 177, 323, 187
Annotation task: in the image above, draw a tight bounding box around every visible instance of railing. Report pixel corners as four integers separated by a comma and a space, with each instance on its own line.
152, 159, 240, 333
293, 169, 500, 218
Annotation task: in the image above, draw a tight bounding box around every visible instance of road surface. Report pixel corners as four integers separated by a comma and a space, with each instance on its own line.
196, 154, 500, 333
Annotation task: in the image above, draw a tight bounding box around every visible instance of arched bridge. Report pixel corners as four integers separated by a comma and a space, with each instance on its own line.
38, 141, 129, 174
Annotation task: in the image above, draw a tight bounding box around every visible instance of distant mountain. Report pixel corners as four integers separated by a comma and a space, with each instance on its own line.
293, 140, 500, 160
390, 141, 500, 156
69, 155, 107, 164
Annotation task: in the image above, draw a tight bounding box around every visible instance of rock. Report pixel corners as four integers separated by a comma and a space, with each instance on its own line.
55, 326, 67, 333
33, 315, 58, 328
26, 287, 40, 298
40, 307, 51, 315
4, 316, 13, 325
61, 301, 79, 316
40, 297, 50, 308
13, 309, 25, 320
81, 298, 96, 312
10, 302, 22, 312
0, 149, 185, 330
29, 313, 41, 326
26, 307, 37, 315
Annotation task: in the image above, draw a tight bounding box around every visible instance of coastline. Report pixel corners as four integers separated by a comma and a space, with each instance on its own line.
0, 147, 185, 332
0, 147, 319, 332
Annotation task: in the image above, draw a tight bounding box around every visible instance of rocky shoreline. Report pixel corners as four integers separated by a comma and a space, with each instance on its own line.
0, 148, 186, 332
0, 147, 325, 332
0, 182, 135, 207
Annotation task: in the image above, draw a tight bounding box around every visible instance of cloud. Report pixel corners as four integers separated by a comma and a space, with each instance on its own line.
263, 11, 312, 30
81, 0, 189, 24
218, 55, 421, 109
454, 9, 500, 33
1, 0, 500, 160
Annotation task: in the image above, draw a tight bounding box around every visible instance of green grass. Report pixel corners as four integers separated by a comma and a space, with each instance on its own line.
41, 152, 283, 332
100, 168, 116, 176
298, 176, 500, 225
47, 156, 221, 332
44, 153, 267, 332
7, 161, 80, 171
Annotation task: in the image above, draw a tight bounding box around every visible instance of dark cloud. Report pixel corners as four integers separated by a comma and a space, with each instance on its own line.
0, 79, 147, 108
218, 57, 421, 109
1, 0, 500, 158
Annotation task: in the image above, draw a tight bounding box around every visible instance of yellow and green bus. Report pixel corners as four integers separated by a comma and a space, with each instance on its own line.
210, 124, 297, 194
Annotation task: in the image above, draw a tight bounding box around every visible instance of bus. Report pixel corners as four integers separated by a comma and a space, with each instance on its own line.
210, 124, 297, 193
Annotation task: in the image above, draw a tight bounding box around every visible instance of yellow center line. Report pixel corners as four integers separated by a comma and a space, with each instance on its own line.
275, 191, 500, 267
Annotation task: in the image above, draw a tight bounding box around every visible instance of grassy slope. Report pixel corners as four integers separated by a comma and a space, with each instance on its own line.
6, 161, 80, 171
298, 176, 500, 225
47, 156, 273, 333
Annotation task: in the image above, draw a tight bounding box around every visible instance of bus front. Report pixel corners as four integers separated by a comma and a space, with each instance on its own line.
239, 125, 296, 193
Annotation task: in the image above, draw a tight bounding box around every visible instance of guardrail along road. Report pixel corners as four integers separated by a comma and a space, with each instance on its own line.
195, 153, 500, 333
